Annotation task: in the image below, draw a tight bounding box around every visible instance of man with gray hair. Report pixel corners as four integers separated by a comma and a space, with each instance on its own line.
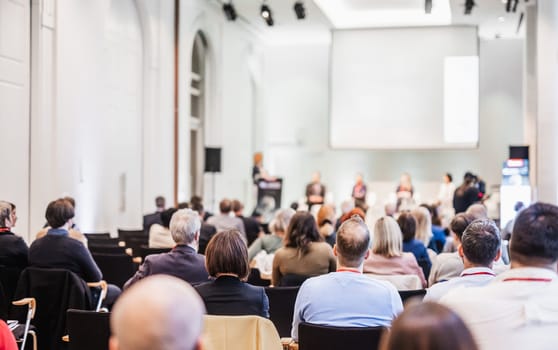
124, 209, 209, 288
110, 275, 205, 350
290, 216, 402, 341
425, 219, 501, 301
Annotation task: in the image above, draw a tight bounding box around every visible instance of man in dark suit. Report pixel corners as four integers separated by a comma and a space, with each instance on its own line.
232, 199, 262, 246
191, 202, 217, 255
142, 196, 166, 234
124, 209, 209, 289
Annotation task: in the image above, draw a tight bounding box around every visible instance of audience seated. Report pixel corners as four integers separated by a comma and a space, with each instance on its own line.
206, 199, 246, 237
441, 202, 558, 350
291, 216, 402, 341
142, 196, 165, 234
0, 201, 28, 270
428, 213, 474, 286
397, 211, 431, 279
191, 202, 216, 255
195, 230, 269, 317
380, 302, 478, 350
36, 196, 88, 246
465, 203, 488, 220
317, 205, 337, 247
425, 219, 500, 301
29, 198, 120, 307
233, 199, 261, 246
110, 275, 205, 350
248, 208, 294, 261
420, 204, 446, 253
148, 208, 177, 248
124, 209, 209, 289
453, 172, 480, 214
363, 216, 427, 288
272, 212, 336, 286
411, 207, 434, 251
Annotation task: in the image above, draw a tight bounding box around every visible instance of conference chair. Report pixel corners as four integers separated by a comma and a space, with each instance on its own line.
297, 322, 385, 350
89, 245, 128, 255
247, 268, 271, 287
0, 266, 24, 317
137, 246, 171, 261
92, 253, 137, 289
398, 289, 427, 305
364, 274, 422, 290
117, 229, 145, 241
0, 279, 37, 350
13, 267, 107, 350
264, 286, 300, 337
65, 309, 110, 350
279, 274, 309, 287
83, 233, 111, 240
203, 315, 282, 350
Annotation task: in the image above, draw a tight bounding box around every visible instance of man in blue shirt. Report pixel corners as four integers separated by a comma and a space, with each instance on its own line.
291, 216, 403, 341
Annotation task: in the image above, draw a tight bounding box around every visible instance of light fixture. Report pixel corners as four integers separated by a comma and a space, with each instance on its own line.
222, 2, 237, 21
512, 0, 519, 12
425, 0, 432, 14
506, 0, 512, 12
498, 16, 505, 22
464, 0, 475, 15
294, 1, 306, 19
260, 3, 274, 26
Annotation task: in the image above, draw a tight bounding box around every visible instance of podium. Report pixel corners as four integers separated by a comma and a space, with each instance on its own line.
256, 178, 283, 211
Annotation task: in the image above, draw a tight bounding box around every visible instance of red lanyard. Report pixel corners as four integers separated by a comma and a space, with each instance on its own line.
461, 271, 495, 277
0, 228, 9, 233
503, 277, 553, 282
337, 268, 361, 274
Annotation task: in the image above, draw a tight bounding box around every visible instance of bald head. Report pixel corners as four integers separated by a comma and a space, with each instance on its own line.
335, 216, 371, 268
110, 275, 205, 350
466, 204, 488, 220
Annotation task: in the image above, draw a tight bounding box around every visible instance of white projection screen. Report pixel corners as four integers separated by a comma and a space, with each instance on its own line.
330, 26, 479, 149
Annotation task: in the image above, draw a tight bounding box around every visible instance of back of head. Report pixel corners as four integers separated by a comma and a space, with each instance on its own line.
411, 207, 432, 246
110, 275, 205, 350
381, 302, 478, 350
317, 204, 335, 227
191, 202, 204, 216
466, 204, 488, 220
461, 219, 501, 267
336, 216, 370, 267
45, 198, 75, 229
63, 196, 76, 208
219, 199, 232, 214
231, 199, 243, 213
510, 202, 558, 266
0, 201, 11, 228
170, 209, 201, 245
155, 196, 166, 210
205, 230, 249, 279
372, 216, 402, 257
340, 207, 365, 225
285, 212, 321, 255
449, 213, 475, 241
161, 208, 178, 228
397, 211, 417, 242
269, 208, 295, 234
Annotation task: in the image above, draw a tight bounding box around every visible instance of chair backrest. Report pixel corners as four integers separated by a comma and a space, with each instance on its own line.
13, 267, 93, 350
364, 274, 422, 290
124, 237, 149, 257
0, 266, 23, 317
87, 238, 121, 246
279, 274, 309, 287
137, 246, 171, 261
66, 309, 110, 350
203, 315, 282, 350
92, 253, 136, 289
117, 229, 145, 241
298, 322, 385, 350
247, 268, 271, 287
264, 286, 300, 337
83, 233, 111, 240
89, 245, 127, 255
398, 289, 426, 305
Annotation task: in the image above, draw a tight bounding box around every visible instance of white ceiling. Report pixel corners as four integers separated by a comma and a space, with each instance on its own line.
228, 0, 531, 42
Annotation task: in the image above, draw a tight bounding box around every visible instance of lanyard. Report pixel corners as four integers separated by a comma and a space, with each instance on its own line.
502, 277, 553, 282
461, 271, 495, 277
337, 268, 361, 274
0, 228, 10, 233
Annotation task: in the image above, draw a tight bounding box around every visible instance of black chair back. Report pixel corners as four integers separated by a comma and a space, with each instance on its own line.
66, 309, 110, 350
137, 246, 171, 261
265, 286, 299, 337
89, 245, 127, 255
83, 233, 111, 240
117, 229, 145, 241
87, 238, 121, 246
0, 266, 23, 316
124, 237, 149, 257
92, 253, 136, 289
398, 289, 427, 304
13, 267, 93, 350
279, 274, 309, 287
247, 268, 271, 287
298, 322, 385, 350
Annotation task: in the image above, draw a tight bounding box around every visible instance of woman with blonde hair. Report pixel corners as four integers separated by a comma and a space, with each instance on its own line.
316, 204, 336, 247
363, 216, 426, 287
412, 206, 433, 248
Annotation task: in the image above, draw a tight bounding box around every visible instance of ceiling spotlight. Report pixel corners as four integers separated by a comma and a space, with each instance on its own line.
294, 1, 306, 19
425, 0, 432, 14
506, 0, 512, 12
222, 2, 237, 21
260, 4, 274, 26
512, 0, 519, 12
464, 0, 475, 15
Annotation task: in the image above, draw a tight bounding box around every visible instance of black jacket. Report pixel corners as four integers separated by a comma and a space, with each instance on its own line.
0, 231, 28, 270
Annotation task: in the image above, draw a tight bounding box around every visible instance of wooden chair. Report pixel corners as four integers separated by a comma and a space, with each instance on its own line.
297, 322, 385, 350
264, 286, 299, 337
203, 315, 282, 350
65, 309, 110, 350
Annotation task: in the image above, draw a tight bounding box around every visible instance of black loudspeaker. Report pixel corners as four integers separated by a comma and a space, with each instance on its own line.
204, 148, 221, 173
509, 146, 529, 160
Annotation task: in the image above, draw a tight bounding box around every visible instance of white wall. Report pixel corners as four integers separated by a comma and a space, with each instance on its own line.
262, 37, 524, 210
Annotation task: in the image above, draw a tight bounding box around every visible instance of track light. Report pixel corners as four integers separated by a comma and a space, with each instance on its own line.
512, 0, 519, 12
464, 0, 475, 15
222, 2, 237, 21
506, 0, 512, 12
260, 4, 274, 26
294, 1, 306, 19
425, 0, 432, 14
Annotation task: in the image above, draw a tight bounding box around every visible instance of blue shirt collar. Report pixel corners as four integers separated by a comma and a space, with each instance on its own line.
47, 228, 69, 236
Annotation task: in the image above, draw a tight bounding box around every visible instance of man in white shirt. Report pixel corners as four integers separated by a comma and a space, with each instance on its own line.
441, 202, 558, 350
425, 219, 500, 301
291, 216, 403, 341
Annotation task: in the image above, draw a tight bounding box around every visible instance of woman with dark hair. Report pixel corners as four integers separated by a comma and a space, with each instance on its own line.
398, 212, 431, 279
380, 302, 479, 350
272, 212, 336, 286
195, 230, 269, 317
